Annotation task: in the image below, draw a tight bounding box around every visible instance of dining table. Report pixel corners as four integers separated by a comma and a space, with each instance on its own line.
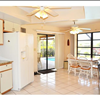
67, 57, 98, 78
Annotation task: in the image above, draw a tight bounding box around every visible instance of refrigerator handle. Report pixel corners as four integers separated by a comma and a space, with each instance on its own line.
26, 45, 29, 60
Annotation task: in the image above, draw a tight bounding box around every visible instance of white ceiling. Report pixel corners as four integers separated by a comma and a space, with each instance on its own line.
19, 6, 100, 28
42, 19, 100, 28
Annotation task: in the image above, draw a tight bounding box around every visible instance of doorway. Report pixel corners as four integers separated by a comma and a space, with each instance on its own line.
37, 34, 56, 74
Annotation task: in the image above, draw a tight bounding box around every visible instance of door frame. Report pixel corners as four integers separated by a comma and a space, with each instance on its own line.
37, 33, 55, 71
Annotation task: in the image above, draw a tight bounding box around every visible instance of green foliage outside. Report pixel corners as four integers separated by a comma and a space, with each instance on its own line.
40, 39, 55, 57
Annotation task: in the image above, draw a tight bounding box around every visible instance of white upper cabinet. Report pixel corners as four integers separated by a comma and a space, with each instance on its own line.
4, 20, 13, 31
4, 20, 20, 32
0, 20, 3, 45
13, 23, 20, 32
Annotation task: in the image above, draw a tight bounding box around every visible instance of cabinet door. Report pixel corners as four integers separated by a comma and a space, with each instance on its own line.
0, 20, 3, 45
1, 70, 12, 93
4, 20, 13, 31
13, 23, 20, 32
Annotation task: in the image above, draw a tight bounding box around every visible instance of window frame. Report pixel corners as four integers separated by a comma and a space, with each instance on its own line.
77, 32, 100, 58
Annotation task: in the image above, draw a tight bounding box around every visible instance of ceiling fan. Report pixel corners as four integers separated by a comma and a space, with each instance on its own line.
21, 6, 71, 19
64, 21, 91, 34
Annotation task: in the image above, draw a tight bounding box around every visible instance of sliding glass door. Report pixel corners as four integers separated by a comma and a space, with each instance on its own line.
37, 34, 55, 71
48, 36, 55, 69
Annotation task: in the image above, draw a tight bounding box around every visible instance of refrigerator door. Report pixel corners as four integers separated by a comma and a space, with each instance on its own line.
19, 33, 29, 89
27, 34, 34, 83
19, 32, 34, 89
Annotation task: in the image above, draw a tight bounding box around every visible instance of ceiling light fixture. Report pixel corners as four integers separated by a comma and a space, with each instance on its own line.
35, 8, 48, 19
70, 30, 79, 34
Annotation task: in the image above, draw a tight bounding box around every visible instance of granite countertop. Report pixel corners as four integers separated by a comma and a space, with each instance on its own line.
0, 60, 13, 65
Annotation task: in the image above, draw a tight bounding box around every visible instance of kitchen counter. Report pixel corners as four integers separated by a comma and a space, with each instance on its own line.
0, 60, 13, 66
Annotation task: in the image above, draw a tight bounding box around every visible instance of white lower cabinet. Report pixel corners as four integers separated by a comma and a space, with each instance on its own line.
0, 63, 13, 94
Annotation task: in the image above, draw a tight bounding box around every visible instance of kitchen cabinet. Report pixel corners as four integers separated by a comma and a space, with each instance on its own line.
4, 20, 20, 32
0, 20, 3, 45
0, 63, 13, 95
4, 20, 13, 32
13, 23, 20, 32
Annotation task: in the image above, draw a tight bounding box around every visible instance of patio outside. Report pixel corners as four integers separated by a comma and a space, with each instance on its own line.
37, 35, 55, 70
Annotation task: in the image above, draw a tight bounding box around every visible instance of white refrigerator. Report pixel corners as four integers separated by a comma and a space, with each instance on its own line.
0, 32, 34, 91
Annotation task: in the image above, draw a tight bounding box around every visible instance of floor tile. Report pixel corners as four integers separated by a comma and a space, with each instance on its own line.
31, 90, 47, 95
73, 88, 88, 95
24, 86, 40, 93
4, 91, 15, 95
55, 88, 71, 94
13, 89, 29, 95
4, 69, 99, 95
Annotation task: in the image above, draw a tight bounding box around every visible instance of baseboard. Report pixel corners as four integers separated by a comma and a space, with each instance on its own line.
57, 66, 63, 69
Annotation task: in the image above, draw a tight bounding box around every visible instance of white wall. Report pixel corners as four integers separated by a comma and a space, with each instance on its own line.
70, 34, 74, 56
55, 34, 65, 69
64, 32, 70, 60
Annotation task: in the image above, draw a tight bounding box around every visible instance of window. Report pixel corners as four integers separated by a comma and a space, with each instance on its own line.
93, 32, 100, 58
77, 32, 100, 59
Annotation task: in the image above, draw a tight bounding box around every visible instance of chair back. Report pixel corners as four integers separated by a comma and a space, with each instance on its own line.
67, 53, 75, 59
78, 57, 91, 68
68, 59, 78, 66
79, 56, 88, 61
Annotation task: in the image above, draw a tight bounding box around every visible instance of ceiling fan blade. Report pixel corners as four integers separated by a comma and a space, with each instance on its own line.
63, 29, 71, 32
79, 28, 91, 30
27, 9, 40, 16
47, 6, 71, 9
78, 30, 83, 32
19, 6, 39, 8
44, 9, 58, 17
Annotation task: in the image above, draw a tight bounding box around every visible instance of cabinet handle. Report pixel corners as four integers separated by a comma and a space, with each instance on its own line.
1, 74, 2, 78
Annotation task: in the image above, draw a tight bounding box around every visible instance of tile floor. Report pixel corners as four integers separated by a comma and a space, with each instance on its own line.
4, 69, 99, 95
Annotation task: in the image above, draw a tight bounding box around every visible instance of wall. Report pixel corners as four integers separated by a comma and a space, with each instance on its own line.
55, 34, 65, 69
70, 34, 74, 56
64, 32, 75, 60
64, 32, 70, 60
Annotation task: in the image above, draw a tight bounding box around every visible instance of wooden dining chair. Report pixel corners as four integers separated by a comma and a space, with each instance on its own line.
67, 53, 75, 59
78, 57, 91, 79
68, 59, 80, 76
92, 61, 99, 77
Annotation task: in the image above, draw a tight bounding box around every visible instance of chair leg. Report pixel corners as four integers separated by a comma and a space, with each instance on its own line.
68, 67, 71, 74
74, 68, 76, 76
78, 69, 82, 77
97, 69, 99, 78
86, 70, 89, 79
